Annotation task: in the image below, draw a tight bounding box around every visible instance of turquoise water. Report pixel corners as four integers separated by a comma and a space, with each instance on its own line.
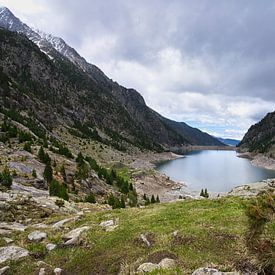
156, 150, 275, 192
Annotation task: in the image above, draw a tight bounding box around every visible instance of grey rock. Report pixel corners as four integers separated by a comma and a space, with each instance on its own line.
99, 219, 114, 227
140, 233, 151, 247
192, 267, 240, 275
62, 226, 90, 245
54, 267, 63, 274
158, 258, 176, 269
52, 217, 75, 229
38, 268, 46, 275
0, 222, 27, 232
28, 231, 47, 242
0, 246, 29, 264
3, 237, 13, 244
137, 262, 159, 273
0, 266, 10, 275
46, 243, 56, 251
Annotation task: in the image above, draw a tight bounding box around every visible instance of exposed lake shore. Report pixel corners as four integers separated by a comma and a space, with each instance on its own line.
237, 152, 275, 170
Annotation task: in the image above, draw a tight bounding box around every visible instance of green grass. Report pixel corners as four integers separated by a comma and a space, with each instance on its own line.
4, 197, 255, 274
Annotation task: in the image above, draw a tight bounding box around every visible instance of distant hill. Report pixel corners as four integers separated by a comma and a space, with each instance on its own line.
238, 111, 275, 156
216, 137, 240, 146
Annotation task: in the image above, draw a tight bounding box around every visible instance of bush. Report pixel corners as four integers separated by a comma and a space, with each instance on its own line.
245, 192, 275, 273
32, 169, 37, 178
49, 180, 69, 201
23, 142, 32, 152
0, 166, 12, 188
85, 193, 96, 203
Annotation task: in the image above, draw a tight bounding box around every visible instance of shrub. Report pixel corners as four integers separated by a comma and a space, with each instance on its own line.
32, 169, 37, 178
245, 192, 275, 273
0, 166, 12, 188
23, 142, 32, 152
85, 193, 96, 204
49, 180, 69, 201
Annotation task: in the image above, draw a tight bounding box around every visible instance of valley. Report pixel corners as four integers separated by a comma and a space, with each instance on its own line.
0, 5, 274, 275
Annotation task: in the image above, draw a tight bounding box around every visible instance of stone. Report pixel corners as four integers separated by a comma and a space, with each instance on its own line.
140, 233, 151, 247
192, 267, 240, 275
0, 222, 27, 232
0, 266, 10, 275
99, 219, 114, 227
158, 258, 176, 269
46, 243, 56, 251
28, 231, 47, 242
63, 237, 78, 246
3, 237, 13, 244
54, 267, 62, 274
62, 226, 90, 245
0, 246, 29, 264
137, 262, 159, 273
38, 267, 46, 275
52, 217, 75, 229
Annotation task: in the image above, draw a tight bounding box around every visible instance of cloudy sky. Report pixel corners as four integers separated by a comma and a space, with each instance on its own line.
1, 0, 275, 139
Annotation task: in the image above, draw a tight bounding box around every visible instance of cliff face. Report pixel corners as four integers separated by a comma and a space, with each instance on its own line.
239, 111, 275, 157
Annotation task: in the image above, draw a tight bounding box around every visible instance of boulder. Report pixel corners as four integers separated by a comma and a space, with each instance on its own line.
0, 222, 27, 232
52, 217, 75, 229
137, 262, 159, 273
0, 246, 29, 264
99, 219, 118, 231
192, 267, 240, 275
38, 268, 46, 275
99, 219, 114, 227
46, 243, 56, 251
28, 231, 47, 242
54, 267, 63, 274
158, 258, 176, 269
62, 226, 90, 245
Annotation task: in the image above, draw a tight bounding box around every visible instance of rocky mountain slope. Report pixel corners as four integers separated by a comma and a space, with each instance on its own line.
238, 111, 275, 157
0, 6, 223, 150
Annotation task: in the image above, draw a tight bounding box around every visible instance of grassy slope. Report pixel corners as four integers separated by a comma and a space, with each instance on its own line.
6, 197, 256, 275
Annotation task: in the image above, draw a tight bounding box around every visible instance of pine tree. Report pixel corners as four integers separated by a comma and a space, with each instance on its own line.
143, 193, 147, 200
120, 195, 126, 208
151, 195, 156, 203
38, 146, 45, 161
204, 188, 209, 198
0, 166, 12, 188
43, 162, 53, 183
156, 195, 160, 203
60, 164, 66, 181
200, 189, 205, 197
76, 152, 84, 165
32, 169, 37, 178
23, 142, 32, 153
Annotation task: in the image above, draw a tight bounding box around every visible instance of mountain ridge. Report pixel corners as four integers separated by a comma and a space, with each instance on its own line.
0, 6, 223, 149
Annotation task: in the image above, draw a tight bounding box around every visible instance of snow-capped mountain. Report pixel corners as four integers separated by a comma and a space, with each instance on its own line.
0, 6, 107, 82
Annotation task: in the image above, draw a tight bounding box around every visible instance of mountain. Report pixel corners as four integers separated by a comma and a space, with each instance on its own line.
217, 138, 240, 146
238, 111, 275, 156
0, 7, 223, 150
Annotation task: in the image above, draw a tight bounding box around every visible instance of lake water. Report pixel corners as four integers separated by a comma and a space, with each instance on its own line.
156, 150, 275, 192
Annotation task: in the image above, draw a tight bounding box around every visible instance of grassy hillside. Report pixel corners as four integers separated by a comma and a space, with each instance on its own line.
4, 197, 267, 274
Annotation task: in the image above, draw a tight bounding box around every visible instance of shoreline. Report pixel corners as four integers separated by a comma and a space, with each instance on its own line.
237, 152, 275, 170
